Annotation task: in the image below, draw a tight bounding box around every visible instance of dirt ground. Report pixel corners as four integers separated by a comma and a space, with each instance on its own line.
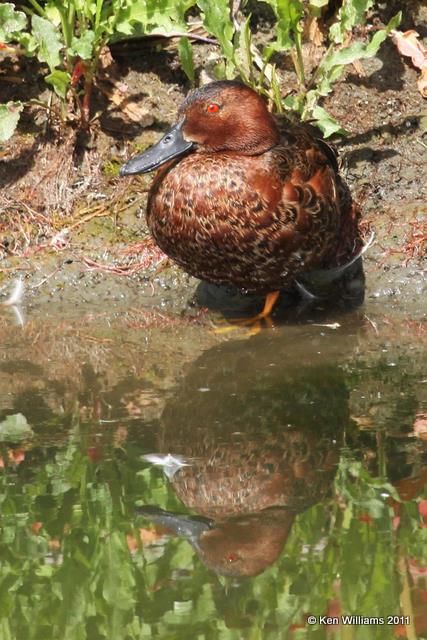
0, 1, 425, 321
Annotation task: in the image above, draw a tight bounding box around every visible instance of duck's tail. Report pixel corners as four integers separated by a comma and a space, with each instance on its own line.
295, 231, 374, 300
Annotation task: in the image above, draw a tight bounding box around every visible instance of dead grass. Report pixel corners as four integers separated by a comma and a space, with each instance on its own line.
0, 132, 103, 261
376, 212, 426, 269
0, 131, 167, 275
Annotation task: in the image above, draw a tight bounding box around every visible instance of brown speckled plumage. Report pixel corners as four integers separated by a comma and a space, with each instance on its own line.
141, 340, 348, 576
129, 81, 361, 294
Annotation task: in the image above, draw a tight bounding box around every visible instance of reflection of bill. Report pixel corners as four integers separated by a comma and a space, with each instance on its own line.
137, 504, 296, 577
138, 335, 352, 576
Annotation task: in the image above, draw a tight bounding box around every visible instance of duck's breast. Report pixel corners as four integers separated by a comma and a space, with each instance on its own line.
147, 153, 281, 249
145, 150, 343, 291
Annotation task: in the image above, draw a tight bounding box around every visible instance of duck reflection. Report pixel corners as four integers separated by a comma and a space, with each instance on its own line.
138, 332, 353, 576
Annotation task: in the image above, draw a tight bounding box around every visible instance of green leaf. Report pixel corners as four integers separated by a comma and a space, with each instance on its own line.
324, 11, 402, 71
235, 15, 253, 84
45, 69, 71, 99
35, 564, 54, 577
283, 94, 300, 111
270, 64, 284, 112
323, 42, 368, 68
306, 9, 402, 123
115, 0, 191, 37
0, 4, 27, 42
261, 0, 304, 50
329, 0, 374, 44
178, 37, 194, 83
0, 102, 23, 142
365, 11, 402, 53
212, 59, 227, 80
113, 12, 135, 37
31, 15, 63, 72
17, 32, 38, 56
312, 105, 347, 138
44, 4, 61, 27
316, 64, 345, 95
308, 0, 328, 17
69, 30, 95, 60
0, 412, 33, 441
362, 497, 387, 518
384, 10, 402, 32
197, 0, 235, 65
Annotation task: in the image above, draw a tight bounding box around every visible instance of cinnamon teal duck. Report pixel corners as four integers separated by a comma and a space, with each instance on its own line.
120, 80, 362, 320
138, 338, 347, 576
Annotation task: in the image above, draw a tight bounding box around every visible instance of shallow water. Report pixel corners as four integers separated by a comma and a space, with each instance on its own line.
0, 287, 426, 640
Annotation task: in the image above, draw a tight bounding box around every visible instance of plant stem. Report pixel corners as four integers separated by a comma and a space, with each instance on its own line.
293, 29, 305, 88
57, 4, 73, 69
28, 99, 63, 122
157, 31, 218, 45
70, 86, 83, 123
81, 70, 93, 131
306, 43, 333, 92
95, 0, 105, 33
26, 0, 46, 18
68, 2, 76, 39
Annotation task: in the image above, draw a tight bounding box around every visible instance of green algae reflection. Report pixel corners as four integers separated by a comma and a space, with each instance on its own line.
0, 321, 425, 640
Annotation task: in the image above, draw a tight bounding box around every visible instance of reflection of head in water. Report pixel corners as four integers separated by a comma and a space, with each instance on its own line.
137, 505, 295, 577
142, 334, 351, 576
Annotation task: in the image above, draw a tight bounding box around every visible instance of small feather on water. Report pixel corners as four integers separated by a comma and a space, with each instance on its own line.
2, 278, 24, 307
312, 322, 341, 329
142, 453, 191, 479
10, 305, 25, 327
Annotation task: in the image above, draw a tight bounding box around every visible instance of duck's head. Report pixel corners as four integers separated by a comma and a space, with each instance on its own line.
120, 80, 280, 176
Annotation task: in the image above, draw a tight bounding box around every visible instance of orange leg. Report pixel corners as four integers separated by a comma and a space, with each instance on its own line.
255, 291, 280, 320
214, 291, 280, 335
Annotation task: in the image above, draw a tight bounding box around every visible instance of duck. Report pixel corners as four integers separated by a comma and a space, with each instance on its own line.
137, 338, 347, 576
120, 80, 362, 320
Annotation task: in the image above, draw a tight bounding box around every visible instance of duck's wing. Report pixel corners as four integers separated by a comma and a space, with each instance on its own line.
274, 115, 339, 175
271, 117, 342, 230
295, 120, 340, 174
270, 115, 360, 269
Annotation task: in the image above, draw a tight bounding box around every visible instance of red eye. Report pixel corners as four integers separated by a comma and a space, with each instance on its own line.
227, 553, 238, 563
207, 103, 220, 114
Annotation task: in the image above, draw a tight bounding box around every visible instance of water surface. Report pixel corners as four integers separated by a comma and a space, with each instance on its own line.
0, 292, 425, 640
